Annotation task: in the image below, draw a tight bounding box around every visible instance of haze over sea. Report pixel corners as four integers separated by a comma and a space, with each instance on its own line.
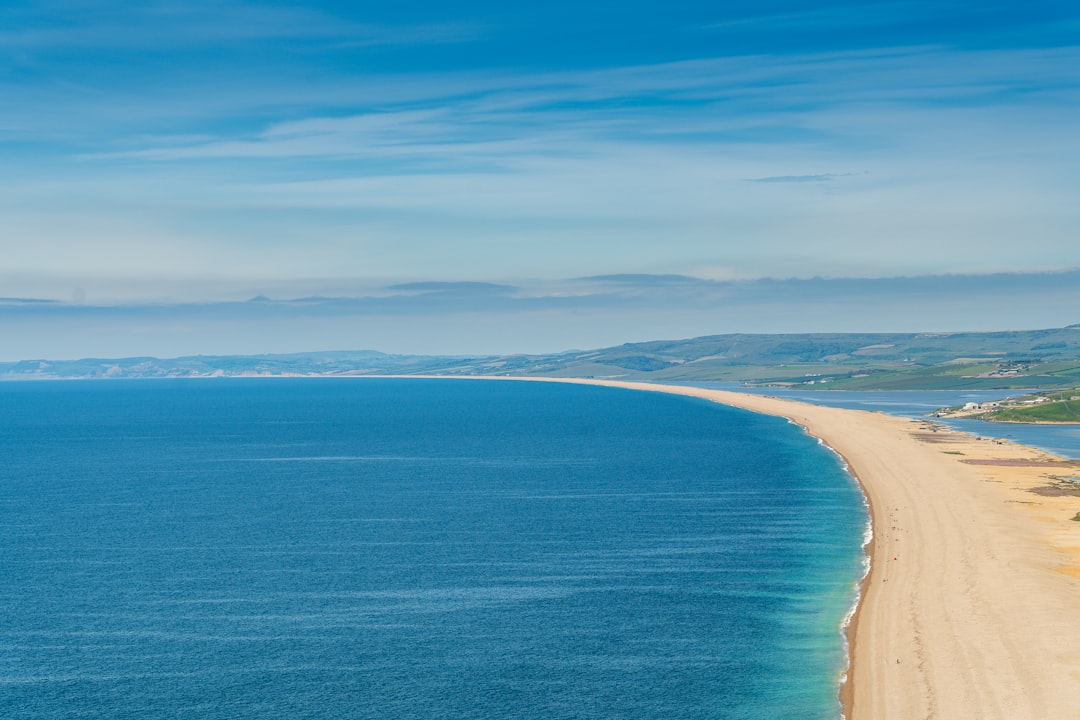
0, 379, 865, 719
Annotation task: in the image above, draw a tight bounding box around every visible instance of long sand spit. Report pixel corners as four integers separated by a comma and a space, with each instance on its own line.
478, 377, 1080, 719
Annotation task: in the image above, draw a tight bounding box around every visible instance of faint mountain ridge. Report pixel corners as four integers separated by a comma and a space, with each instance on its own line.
4, 324, 1080, 390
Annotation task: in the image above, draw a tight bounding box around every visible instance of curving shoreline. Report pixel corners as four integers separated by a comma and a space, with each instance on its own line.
477, 377, 1080, 719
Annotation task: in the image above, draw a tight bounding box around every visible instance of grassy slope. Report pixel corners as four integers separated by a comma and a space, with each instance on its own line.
991, 400, 1080, 423
6, 324, 1080, 389
512, 326, 1080, 390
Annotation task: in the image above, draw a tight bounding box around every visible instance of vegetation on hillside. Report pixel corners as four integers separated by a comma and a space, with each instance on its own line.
4, 324, 1080, 391
988, 397, 1080, 423
938, 388, 1080, 423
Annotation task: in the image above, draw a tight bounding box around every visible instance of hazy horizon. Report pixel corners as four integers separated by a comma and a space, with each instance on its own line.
2, 269, 1078, 361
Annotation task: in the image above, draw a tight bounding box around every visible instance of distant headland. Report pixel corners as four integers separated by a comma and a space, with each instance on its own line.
5, 325, 1080, 398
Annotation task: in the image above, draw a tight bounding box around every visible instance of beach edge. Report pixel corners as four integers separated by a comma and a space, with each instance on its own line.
424, 375, 1080, 719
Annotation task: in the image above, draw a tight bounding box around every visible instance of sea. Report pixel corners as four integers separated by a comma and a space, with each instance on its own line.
0, 378, 867, 719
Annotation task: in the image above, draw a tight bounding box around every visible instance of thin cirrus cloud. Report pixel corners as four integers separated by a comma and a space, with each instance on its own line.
748, 174, 842, 183
60, 42, 1080, 256
0, 1, 481, 50
78, 45, 1080, 162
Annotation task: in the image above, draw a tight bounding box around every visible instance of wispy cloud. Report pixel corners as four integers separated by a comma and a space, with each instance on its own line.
71, 45, 1080, 170
386, 281, 519, 296
0, 1, 481, 50
0, 297, 58, 305
697, 2, 929, 32
748, 174, 841, 183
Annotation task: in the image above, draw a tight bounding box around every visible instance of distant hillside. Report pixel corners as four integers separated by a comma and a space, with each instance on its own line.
992, 398, 1080, 423
0, 351, 487, 380
448, 325, 1080, 390
937, 389, 1080, 423
4, 324, 1080, 391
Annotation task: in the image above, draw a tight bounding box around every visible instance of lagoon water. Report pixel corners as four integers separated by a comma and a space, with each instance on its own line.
0, 379, 865, 719
682, 384, 1080, 460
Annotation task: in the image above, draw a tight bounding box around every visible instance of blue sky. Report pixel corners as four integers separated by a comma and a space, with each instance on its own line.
2, 1, 1079, 358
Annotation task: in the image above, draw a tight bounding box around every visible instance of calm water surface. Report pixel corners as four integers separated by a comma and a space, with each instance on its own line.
0, 379, 865, 719
684, 383, 1080, 460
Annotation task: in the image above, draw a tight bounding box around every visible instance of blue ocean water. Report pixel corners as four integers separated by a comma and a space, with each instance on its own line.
0, 379, 865, 719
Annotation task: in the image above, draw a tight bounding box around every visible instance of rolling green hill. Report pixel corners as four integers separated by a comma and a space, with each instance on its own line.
4, 324, 1080, 391
474, 325, 1080, 390
967, 390, 1080, 423
993, 401, 1080, 422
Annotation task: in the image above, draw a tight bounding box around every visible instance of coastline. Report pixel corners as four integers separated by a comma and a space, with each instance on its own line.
474, 377, 1080, 719
11, 373, 1075, 715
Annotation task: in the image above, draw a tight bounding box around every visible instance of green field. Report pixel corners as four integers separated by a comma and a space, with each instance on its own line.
6, 324, 1080, 391
987, 395, 1080, 423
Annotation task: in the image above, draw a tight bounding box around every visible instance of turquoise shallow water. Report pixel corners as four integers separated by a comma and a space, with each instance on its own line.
0, 379, 865, 719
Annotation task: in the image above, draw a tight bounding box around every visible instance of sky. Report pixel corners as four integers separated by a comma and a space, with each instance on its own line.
1, 0, 1079, 359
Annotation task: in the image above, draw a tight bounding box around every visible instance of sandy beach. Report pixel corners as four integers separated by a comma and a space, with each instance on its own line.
498, 377, 1080, 719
